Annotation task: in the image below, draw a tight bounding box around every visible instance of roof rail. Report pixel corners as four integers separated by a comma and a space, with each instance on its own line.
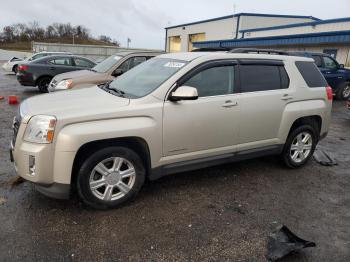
192, 47, 231, 52
230, 48, 289, 55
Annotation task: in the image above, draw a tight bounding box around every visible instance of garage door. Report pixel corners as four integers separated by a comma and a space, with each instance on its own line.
188, 33, 206, 51
169, 36, 181, 53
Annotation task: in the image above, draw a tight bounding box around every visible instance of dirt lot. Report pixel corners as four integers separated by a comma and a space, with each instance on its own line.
0, 67, 349, 262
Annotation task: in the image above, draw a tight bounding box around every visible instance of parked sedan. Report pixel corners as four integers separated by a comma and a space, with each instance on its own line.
2, 51, 72, 73
49, 51, 164, 92
16, 55, 96, 92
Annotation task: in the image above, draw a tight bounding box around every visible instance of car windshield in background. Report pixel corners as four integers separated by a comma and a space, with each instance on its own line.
92, 55, 123, 73
108, 58, 188, 98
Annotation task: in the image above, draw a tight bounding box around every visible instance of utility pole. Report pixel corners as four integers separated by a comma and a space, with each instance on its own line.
127, 38, 131, 48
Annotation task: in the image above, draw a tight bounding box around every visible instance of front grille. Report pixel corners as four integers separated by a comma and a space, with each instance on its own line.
12, 116, 21, 146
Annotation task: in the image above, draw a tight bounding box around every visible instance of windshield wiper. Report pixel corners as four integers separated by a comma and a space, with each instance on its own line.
102, 82, 126, 97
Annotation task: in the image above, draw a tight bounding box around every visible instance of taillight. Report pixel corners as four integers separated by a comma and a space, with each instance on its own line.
18, 65, 28, 71
347, 100, 350, 109
326, 86, 333, 101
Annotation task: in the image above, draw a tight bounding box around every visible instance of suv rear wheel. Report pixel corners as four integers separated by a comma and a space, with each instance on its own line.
77, 147, 146, 209
282, 125, 318, 168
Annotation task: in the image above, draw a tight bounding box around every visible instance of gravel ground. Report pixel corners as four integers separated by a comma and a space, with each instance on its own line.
0, 66, 349, 261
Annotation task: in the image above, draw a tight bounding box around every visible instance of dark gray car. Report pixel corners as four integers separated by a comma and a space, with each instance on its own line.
16, 55, 96, 92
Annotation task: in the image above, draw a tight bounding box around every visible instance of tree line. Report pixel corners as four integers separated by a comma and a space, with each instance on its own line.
0, 21, 119, 46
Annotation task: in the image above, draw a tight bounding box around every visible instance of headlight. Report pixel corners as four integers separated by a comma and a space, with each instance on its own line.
24, 115, 57, 144
55, 79, 73, 90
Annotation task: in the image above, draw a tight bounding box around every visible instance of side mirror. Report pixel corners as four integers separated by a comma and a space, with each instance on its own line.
169, 86, 198, 102
112, 68, 124, 77
339, 64, 345, 69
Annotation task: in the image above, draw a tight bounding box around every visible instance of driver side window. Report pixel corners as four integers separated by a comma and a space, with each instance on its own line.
183, 65, 235, 97
323, 56, 338, 69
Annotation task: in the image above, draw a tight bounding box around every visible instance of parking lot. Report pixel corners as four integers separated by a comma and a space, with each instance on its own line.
0, 66, 349, 261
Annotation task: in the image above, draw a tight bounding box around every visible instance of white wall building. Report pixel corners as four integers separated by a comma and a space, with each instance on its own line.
166, 13, 318, 52
165, 13, 350, 66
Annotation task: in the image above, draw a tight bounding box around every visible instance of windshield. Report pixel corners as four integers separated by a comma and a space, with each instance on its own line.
108, 58, 188, 98
92, 55, 123, 73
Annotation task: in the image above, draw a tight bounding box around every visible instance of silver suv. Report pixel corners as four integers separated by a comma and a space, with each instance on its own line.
10, 52, 332, 209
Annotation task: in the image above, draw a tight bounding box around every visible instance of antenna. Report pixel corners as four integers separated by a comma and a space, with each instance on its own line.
233, 3, 236, 14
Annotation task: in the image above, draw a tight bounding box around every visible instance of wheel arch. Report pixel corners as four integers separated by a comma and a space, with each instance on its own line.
35, 75, 53, 86
288, 115, 322, 139
71, 137, 152, 186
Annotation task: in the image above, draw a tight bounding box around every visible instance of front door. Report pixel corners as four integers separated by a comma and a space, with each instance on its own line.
163, 63, 240, 159
320, 56, 343, 89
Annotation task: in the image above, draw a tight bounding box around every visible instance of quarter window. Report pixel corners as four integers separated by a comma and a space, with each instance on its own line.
183, 66, 234, 97
239, 65, 288, 93
295, 61, 327, 88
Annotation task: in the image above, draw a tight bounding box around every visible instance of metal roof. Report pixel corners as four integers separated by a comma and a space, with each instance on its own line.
240, 17, 350, 33
165, 13, 319, 30
193, 30, 350, 49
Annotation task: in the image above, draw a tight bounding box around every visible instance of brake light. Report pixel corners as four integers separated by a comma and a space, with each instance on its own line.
326, 86, 333, 101
18, 65, 28, 71
347, 100, 350, 109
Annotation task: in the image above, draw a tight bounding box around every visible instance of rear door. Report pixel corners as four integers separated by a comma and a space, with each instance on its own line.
236, 60, 291, 150
48, 57, 75, 75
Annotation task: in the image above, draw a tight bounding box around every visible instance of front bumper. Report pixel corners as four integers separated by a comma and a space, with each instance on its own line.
10, 123, 71, 200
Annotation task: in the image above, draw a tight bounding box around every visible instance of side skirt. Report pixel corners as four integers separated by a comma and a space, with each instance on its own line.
149, 145, 284, 181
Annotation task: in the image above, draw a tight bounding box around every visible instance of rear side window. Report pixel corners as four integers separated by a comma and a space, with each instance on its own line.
295, 61, 327, 88
49, 57, 72, 66
239, 65, 289, 93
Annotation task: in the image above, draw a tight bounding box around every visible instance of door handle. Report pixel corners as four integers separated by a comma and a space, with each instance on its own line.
49, 67, 55, 70
222, 100, 238, 108
282, 94, 293, 101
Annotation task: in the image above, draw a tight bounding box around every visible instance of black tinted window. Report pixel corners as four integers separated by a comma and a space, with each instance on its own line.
311, 55, 323, 67
184, 66, 234, 97
295, 61, 327, 88
239, 65, 286, 92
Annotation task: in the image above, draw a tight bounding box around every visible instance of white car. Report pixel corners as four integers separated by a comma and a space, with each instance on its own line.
2, 51, 72, 73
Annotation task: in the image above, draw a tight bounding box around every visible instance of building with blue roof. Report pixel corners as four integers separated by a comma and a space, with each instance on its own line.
165, 13, 350, 66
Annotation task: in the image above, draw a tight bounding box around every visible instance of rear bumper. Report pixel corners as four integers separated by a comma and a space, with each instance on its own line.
16, 73, 35, 86
2, 63, 13, 72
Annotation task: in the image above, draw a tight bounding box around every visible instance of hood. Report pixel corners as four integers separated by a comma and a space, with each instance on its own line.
20, 86, 130, 121
53, 70, 102, 82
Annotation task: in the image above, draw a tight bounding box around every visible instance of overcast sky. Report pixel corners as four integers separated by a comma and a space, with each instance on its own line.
1, 0, 349, 49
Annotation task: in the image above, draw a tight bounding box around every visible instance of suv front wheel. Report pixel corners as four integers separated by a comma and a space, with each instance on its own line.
77, 147, 146, 209
282, 125, 318, 168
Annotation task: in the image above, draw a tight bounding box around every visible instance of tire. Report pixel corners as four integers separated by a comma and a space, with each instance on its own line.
336, 82, 350, 100
37, 77, 52, 93
281, 125, 318, 168
76, 147, 146, 209
12, 65, 18, 74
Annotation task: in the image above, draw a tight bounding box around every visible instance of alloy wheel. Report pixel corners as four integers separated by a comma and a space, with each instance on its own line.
290, 132, 313, 164
89, 157, 136, 201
